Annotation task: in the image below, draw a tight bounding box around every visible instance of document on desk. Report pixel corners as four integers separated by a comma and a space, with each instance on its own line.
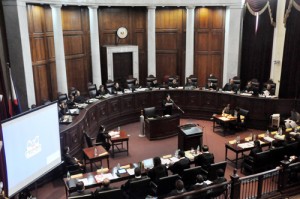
127, 168, 135, 175
77, 178, 88, 185
170, 157, 179, 163
94, 173, 115, 183
237, 142, 254, 149
161, 158, 171, 165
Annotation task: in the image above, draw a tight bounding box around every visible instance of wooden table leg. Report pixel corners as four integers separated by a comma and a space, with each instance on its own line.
127, 140, 129, 156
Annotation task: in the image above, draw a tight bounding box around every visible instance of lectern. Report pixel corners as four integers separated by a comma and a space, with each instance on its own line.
178, 124, 203, 151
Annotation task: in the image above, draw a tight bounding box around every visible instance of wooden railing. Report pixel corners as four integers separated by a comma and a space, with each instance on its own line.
165, 160, 300, 199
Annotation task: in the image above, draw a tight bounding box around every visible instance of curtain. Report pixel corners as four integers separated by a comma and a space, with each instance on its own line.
240, 0, 277, 89
280, 0, 300, 98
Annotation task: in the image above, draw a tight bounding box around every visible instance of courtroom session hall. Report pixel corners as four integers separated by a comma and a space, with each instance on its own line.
1, 0, 300, 198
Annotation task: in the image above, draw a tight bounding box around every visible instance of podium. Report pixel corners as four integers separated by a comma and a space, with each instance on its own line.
178, 124, 203, 151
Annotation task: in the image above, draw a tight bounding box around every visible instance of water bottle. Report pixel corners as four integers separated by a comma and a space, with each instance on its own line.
94, 147, 98, 157
197, 145, 200, 153
118, 126, 120, 132
175, 149, 179, 158
253, 134, 256, 141
279, 127, 282, 135
117, 163, 120, 170
266, 130, 270, 137
250, 133, 253, 140
67, 171, 71, 180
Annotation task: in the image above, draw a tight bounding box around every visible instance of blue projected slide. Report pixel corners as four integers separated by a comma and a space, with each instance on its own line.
2, 103, 62, 197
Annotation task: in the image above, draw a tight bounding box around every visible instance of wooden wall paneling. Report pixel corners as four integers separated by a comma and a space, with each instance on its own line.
155, 8, 185, 84
121, 94, 135, 115
135, 92, 151, 111
28, 5, 54, 105
194, 7, 225, 88
62, 6, 91, 95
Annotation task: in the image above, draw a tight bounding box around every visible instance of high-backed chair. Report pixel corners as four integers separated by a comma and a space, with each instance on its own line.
87, 84, 97, 98
251, 79, 260, 95
182, 166, 206, 189
105, 81, 114, 94
232, 76, 241, 90
207, 181, 228, 199
263, 82, 276, 95
242, 150, 271, 174
151, 174, 180, 196
58, 93, 68, 103
146, 77, 156, 88
144, 107, 156, 119
127, 177, 151, 199
94, 189, 123, 199
207, 77, 218, 89
206, 161, 227, 181
126, 78, 136, 90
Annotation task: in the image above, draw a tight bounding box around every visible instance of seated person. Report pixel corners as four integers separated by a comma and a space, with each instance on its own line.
112, 82, 123, 94
223, 79, 238, 92
121, 167, 147, 195
73, 90, 86, 103
96, 125, 111, 151
169, 150, 190, 176
97, 85, 108, 96
206, 74, 217, 90
94, 178, 117, 196
69, 181, 93, 197
194, 145, 214, 171
151, 79, 160, 88
168, 179, 186, 197
190, 174, 208, 191
59, 101, 68, 116
162, 93, 173, 115
263, 84, 275, 96
147, 157, 168, 184
282, 133, 295, 147
249, 140, 262, 157
185, 78, 196, 89
290, 109, 300, 123
222, 104, 233, 115
63, 146, 84, 170
243, 81, 253, 93
66, 94, 76, 109
169, 78, 179, 88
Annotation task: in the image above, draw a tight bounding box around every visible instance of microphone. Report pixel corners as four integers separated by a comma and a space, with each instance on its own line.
170, 99, 174, 103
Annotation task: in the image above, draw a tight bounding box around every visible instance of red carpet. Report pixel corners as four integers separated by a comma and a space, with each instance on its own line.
34, 119, 264, 199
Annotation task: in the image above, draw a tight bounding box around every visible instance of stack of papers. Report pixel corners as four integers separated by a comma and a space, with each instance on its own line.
170, 157, 179, 163
108, 131, 120, 137
274, 134, 285, 140
237, 142, 254, 149
94, 173, 115, 183
127, 168, 135, 175
264, 136, 275, 142
229, 140, 237, 145
161, 158, 171, 165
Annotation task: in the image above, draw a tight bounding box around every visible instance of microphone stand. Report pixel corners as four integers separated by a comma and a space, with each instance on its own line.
170, 99, 185, 114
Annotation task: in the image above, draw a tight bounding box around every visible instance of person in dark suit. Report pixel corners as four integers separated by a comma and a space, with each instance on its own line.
243, 81, 253, 93
73, 90, 86, 103
223, 79, 238, 92
69, 181, 93, 197
249, 140, 262, 157
169, 78, 179, 88
263, 84, 275, 96
194, 145, 214, 171
59, 101, 68, 116
206, 74, 217, 90
168, 179, 186, 197
94, 178, 116, 196
63, 146, 84, 169
96, 125, 111, 151
66, 94, 76, 109
150, 79, 159, 88
97, 85, 108, 96
121, 167, 147, 196
162, 93, 173, 115
222, 104, 233, 115
169, 150, 190, 176
147, 157, 168, 184
190, 174, 208, 191
112, 82, 123, 94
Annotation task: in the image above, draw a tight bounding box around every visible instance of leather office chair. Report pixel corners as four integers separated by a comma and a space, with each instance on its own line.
143, 107, 156, 118
83, 132, 109, 150
151, 174, 180, 197
146, 77, 156, 88
251, 79, 260, 95
242, 150, 271, 174
87, 84, 97, 98
206, 181, 228, 199
205, 161, 227, 181
207, 77, 218, 90
127, 177, 151, 199
232, 76, 241, 91
94, 189, 123, 199
58, 93, 68, 103
105, 81, 114, 94
237, 108, 249, 130
182, 166, 206, 189
126, 78, 136, 90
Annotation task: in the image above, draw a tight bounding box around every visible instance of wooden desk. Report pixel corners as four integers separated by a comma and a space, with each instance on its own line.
225, 137, 271, 168
213, 114, 237, 135
83, 145, 109, 171
145, 114, 180, 140
110, 131, 129, 158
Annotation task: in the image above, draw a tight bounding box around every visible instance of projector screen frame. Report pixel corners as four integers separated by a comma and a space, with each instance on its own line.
0, 101, 63, 197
